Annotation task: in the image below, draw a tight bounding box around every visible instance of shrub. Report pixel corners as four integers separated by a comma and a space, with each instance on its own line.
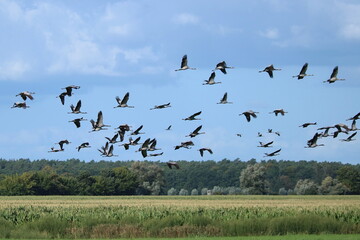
179, 189, 188, 195
191, 188, 199, 195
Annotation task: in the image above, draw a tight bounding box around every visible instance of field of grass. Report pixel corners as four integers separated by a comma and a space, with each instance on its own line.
0, 195, 359, 238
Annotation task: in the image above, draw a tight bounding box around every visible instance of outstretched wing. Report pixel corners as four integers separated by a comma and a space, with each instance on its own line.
330, 66, 338, 79
300, 63, 308, 75
75, 100, 82, 111
121, 92, 130, 105
181, 55, 188, 68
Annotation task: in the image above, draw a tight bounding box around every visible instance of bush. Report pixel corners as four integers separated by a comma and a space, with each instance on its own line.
279, 187, 287, 195
191, 188, 199, 195
167, 187, 178, 195
179, 189, 188, 195
0, 218, 13, 238
201, 188, 208, 195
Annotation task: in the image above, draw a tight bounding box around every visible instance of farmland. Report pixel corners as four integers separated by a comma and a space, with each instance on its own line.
0, 195, 359, 238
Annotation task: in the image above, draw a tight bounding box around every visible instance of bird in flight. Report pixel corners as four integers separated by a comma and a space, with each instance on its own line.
259, 64, 281, 78
203, 72, 221, 85
175, 55, 196, 71
257, 141, 274, 148
167, 161, 180, 169
114, 92, 134, 108
183, 111, 202, 121
264, 148, 281, 157
11, 102, 29, 109
16, 91, 35, 101
217, 92, 233, 104
292, 63, 313, 79
68, 100, 87, 114
213, 61, 234, 74
269, 109, 288, 116
198, 148, 213, 157
299, 122, 317, 128
76, 142, 91, 152
69, 117, 87, 128
323, 66, 345, 83
150, 103, 171, 110
239, 110, 258, 122
186, 125, 205, 138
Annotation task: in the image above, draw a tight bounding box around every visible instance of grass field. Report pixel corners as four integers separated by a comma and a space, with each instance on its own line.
0, 195, 359, 238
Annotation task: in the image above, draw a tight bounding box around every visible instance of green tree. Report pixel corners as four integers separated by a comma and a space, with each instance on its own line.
130, 161, 165, 195
76, 171, 96, 195
240, 163, 269, 195
337, 166, 360, 194
0, 172, 35, 195
294, 179, 318, 195
319, 176, 349, 195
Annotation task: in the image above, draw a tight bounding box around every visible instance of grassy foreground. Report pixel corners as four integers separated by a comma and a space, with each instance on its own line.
0, 195, 359, 238
126, 236, 360, 240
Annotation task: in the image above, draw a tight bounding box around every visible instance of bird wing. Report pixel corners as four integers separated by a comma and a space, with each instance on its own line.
192, 125, 202, 134
121, 92, 130, 105
141, 149, 147, 158
199, 149, 204, 157
108, 145, 114, 155
348, 132, 357, 140
268, 70, 273, 78
250, 112, 257, 118
221, 92, 228, 102
111, 133, 118, 142
208, 148, 213, 154
208, 72, 216, 83
90, 119, 96, 128
115, 96, 121, 105
134, 137, 141, 144
74, 119, 81, 128
97, 111, 104, 126
181, 55, 188, 68
216, 61, 225, 68
25, 92, 34, 100
150, 139, 157, 149
141, 138, 151, 148
264, 141, 273, 147
220, 68, 227, 74
75, 100, 82, 111
330, 66, 338, 78
190, 111, 202, 118
118, 131, 125, 142
300, 63, 308, 75
59, 93, 66, 105
244, 113, 251, 122
272, 148, 281, 154
65, 87, 73, 96
134, 125, 143, 134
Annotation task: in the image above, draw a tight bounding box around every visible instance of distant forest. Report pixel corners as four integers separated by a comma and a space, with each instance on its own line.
0, 158, 359, 195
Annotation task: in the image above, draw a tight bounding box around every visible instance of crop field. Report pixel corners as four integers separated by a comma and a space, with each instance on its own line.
0, 195, 359, 238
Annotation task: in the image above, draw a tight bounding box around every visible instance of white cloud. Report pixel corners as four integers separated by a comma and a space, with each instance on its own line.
117, 46, 159, 64
259, 28, 279, 39
340, 23, 360, 40
108, 25, 131, 36
0, 60, 30, 80
173, 13, 199, 25
336, 1, 360, 36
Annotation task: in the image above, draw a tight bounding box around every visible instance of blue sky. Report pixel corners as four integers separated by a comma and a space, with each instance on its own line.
0, 0, 359, 164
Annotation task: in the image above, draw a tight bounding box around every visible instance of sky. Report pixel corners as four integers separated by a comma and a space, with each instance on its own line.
0, 0, 359, 164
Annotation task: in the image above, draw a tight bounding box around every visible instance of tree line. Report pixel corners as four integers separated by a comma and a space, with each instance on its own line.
0, 158, 359, 195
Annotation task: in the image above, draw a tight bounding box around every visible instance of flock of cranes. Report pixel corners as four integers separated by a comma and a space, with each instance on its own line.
10, 54, 357, 168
